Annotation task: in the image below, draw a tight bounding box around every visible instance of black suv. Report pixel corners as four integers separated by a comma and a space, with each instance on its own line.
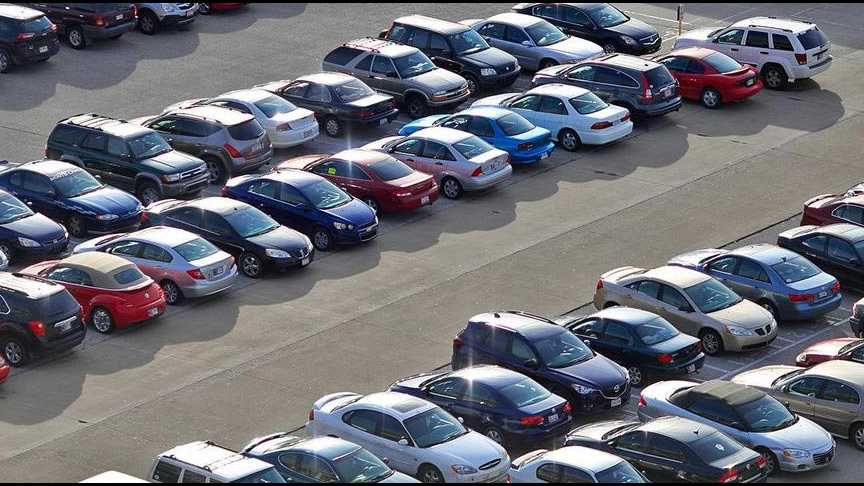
46, 114, 209, 206
0, 4, 59, 74
0, 272, 85, 366
26, 3, 137, 50
379, 15, 521, 95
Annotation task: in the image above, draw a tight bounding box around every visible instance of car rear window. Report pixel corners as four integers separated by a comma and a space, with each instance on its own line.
324, 46, 362, 66
689, 433, 743, 464
498, 377, 551, 408
367, 157, 414, 181
173, 238, 220, 262
797, 28, 829, 50
569, 92, 608, 115
227, 119, 266, 141
645, 66, 675, 89
114, 267, 146, 286
253, 95, 298, 118
770, 257, 821, 284
703, 52, 742, 74
496, 113, 534, 136
50, 125, 84, 146
35, 289, 80, 320
21, 16, 52, 32
452, 135, 494, 159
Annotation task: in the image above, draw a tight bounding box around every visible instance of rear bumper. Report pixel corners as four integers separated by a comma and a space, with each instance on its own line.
721, 82, 763, 103
32, 327, 86, 356
503, 416, 573, 446
382, 186, 439, 212
634, 97, 682, 117
510, 142, 555, 164
270, 125, 319, 148
181, 266, 239, 299
85, 214, 142, 235
83, 21, 136, 40
345, 108, 400, 125
461, 165, 513, 192
0, 364, 10, 384
643, 353, 706, 378
11, 39, 60, 64
478, 69, 521, 89
113, 301, 167, 329
777, 293, 842, 321
231, 149, 273, 173
579, 121, 633, 145
790, 56, 832, 80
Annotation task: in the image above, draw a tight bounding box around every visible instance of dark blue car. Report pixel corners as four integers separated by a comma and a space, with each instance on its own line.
0, 160, 142, 238
389, 365, 572, 450
0, 189, 68, 263
222, 169, 378, 252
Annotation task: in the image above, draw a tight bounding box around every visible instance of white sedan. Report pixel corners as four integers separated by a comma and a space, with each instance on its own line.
472, 83, 632, 151
509, 447, 646, 483
306, 391, 510, 483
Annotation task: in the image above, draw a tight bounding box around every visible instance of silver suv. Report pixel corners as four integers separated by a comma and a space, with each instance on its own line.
323, 38, 470, 119
134, 3, 198, 35
149, 441, 286, 483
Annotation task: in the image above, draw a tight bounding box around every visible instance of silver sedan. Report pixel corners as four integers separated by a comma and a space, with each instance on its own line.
73, 225, 238, 305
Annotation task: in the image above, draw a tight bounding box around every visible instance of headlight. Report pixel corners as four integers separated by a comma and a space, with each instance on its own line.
97, 214, 119, 221
17, 237, 41, 248
572, 384, 597, 395
162, 173, 182, 183
161, 3, 177, 11
333, 222, 354, 231
480, 68, 496, 77
433, 90, 447, 96
725, 325, 755, 337
782, 449, 810, 459
451, 465, 478, 475
621, 35, 638, 46
265, 249, 290, 259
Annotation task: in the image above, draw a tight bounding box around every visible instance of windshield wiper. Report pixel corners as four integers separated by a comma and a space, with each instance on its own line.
246, 226, 278, 238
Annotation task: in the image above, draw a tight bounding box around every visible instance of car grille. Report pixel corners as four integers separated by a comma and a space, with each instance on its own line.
754, 324, 773, 336
496, 62, 518, 75
178, 3, 196, 9
291, 247, 311, 259
813, 447, 834, 465
479, 459, 502, 471
600, 382, 629, 399
180, 166, 208, 181
641, 34, 660, 45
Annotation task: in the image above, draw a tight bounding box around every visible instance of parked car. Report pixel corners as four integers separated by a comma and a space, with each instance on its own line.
222, 170, 377, 252
0, 271, 86, 367
379, 15, 521, 94
134, 3, 197, 35
149, 441, 286, 483
637, 379, 836, 475
668, 244, 842, 321
530, 54, 681, 118
0, 3, 59, 74
363, 127, 513, 200
460, 13, 603, 71
161, 89, 319, 149
323, 38, 469, 119
509, 446, 647, 483
451, 310, 631, 414
801, 190, 864, 227
511, 3, 661, 55
26, 3, 137, 50
594, 265, 777, 356
255, 73, 399, 138
854, 298, 864, 337
241, 432, 419, 483
655, 47, 762, 108
197, 3, 247, 15
796, 337, 864, 367
0, 355, 10, 385
673, 17, 832, 89
472, 83, 631, 151
0, 159, 143, 238
732, 360, 864, 450
306, 391, 511, 483
80, 471, 150, 483
46, 113, 210, 206
274, 149, 439, 215
389, 365, 573, 449
74, 226, 238, 305
0, 188, 69, 264
130, 105, 273, 184
556, 307, 705, 387
777, 224, 864, 290
21, 252, 166, 334
565, 416, 767, 483
141, 197, 314, 278
398, 107, 555, 164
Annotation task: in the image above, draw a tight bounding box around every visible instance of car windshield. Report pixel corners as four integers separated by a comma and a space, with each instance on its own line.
496, 113, 534, 136
448, 29, 489, 55
334, 79, 376, 103
798, 28, 829, 50
22, 16, 52, 32
367, 157, 414, 181
594, 461, 645, 484
736, 396, 797, 433
223, 206, 280, 238
570, 92, 608, 114
635, 317, 680, 346
228, 119, 266, 141
173, 237, 219, 262
452, 135, 494, 159
534, 330, 593, 368
0, 192, 34, 224
403, 408, 468, 448
771, 257, 821, 284
253, 94, 298, 118
53, 169, 102, 198
684, 279, 743, 314
498, 377, 551, 408
236, 468, 288, 484
129, 132, 173, 159
393, 52, 437, 78
689, 433, 742, 463
299, 179, 352, 210
703, 52, 743, 73
331, 448, 393, 483
526, 20, 567, 46
587, 4, 630, 28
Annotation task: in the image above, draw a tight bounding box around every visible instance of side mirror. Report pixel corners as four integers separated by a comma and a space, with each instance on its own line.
457, 417, 464, 424
523, 358, 539, 369
581, 339, 591, 347
397, 438, 410, 446
712, 37, 719, 43
521, 40, 533, 47
382, 457, 391, 465
378, 30, 388, 40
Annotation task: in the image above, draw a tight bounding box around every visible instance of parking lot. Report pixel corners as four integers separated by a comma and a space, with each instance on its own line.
0, 2, 863, 482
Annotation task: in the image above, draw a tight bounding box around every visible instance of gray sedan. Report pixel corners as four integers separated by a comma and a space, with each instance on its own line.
73, 225, 238, 305
461, 12, 603, 71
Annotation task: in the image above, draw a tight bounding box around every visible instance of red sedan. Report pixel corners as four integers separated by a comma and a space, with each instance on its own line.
0, 356, 9, 385
21, 253, 166, 334
802, 187, 864, 227
656, 47, 762, 108
795, 337, 864, 367
275, 149, 439, 214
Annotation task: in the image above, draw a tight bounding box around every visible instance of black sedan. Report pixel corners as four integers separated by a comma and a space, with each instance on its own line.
512, 3, 661, 55
566, 417, 768, 483
557, 307, 705, 387
255, 72, 398, 138
778, 223, 864, 290
141, 197, 314, 278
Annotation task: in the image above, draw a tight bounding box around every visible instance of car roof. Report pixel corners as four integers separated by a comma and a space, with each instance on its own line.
680, 380, 765, 407
355, 392, 436, 419
58, 253, 149, 289
0, 3, 44, 20
342, 38, 417, 57
61, 114, 153, 139
393, 15, 469, 35
125, 226, 200, 247
487, 12, 545, 28
469, 311, 563, 339
214, 89, 274, 104
806, 360, 864, 386
643, 266, 711, 287
592, 306, 663, 325
729, 244, 805, 266
817, 223, 864, 242
330, 148, 392, 166
262, 169, 324, 188
461, 106, 517, 120
449, 365, 529, 387
0, 271, 64, 299
298, 72, 357, 86
527, 82, 589, 98
540, 446, 622, 472
170, 105, 254, 126
732, 16, 817, 34
250, 436, 360, 460
179, 196, 253, 215
159, 442, 271, 478
16, 159, 81, 178
595, 53, 662, 71
412, 126, 474, 144
639, 416, 719, 444
668, 47, 724, 59
838, 194, 864, 206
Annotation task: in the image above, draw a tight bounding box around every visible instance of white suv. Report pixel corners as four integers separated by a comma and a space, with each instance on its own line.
148, 441, 286, 483
674, 17, 832, 89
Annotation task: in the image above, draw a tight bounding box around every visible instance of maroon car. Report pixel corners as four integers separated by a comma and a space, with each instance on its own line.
795, 337, 864, 367
801, 185, 864, 227
275, 149, 438, 215
26, 3, 137, 50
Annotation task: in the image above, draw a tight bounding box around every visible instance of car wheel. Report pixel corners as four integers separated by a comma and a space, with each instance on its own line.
136, 182, 162, 207
539, 58, 557, 70
0, 49, 11, 74
91, 307, 115, 334
160, 280, 184, 305
756, 448, 779, 476
204, 157, 228, 184
759, 300, 779, 320
239, 252, 263, 278
762, 64, 787, 90
406, 95, 429, 119
418, 464, 445, 484
484, 426, 506, 447
67, 214, 87, 238
700, 88, 721, 109
627, 365, 644, 387
441, 177, 463, 200
559, 128, 581, 152
323, 116, 343, 137
700, 329, 724, 356
602, 41, 617, 54
851, 423, 864, 451
67, 26, 86, 50
0, 242, 13, 263
1, 335, 29, 367
198, 3, 212, 15
312, 227, 333, 252
362, 198, 380, 215
463, 74, 479, 96
139, 11, 159, 35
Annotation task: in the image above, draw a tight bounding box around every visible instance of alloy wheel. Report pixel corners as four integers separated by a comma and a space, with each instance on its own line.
765, 67, 784, 89
0, 51, 9, 73
442, 178, 461, 199
92, 308, 113, 333
420, 466, 444, 483
325, 118, 341, 137
68, 29, 84, 49
3, 341, 24, 365
561, 130, 579, 151
241, 254, 262, 278
702, 89, 720, 108
161, 281, 181, 305
603, 42, 617, 53
313, 230, 331, 251
627, 366, 643, 386
139, 186, 161, 206
485, 427, 504, 445
140, 14, 157, 34
206, 160, 224, 184
68, 215, 85, 237
701, 332, 721, 355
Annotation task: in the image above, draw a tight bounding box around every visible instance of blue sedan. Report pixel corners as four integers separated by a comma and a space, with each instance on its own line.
222, 169, 377, 252
669, 243, 842, 321
398, 107, 555, 165
0, 189, 68, 264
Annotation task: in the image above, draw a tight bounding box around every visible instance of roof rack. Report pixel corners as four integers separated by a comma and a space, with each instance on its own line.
502, 310, 557, 325
62, 113, 129, 130
748, 23, 793, 33
0, 272, 58, 297
343, 37, 404, 54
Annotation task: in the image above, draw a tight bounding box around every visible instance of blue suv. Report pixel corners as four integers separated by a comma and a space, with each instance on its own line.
0, 188, 68, 264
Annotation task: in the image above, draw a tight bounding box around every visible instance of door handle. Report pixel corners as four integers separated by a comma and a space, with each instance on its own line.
434, 162, 444, 166
731, 48, 739, 52
760, 51, 769, 55
406, 158, 415, 162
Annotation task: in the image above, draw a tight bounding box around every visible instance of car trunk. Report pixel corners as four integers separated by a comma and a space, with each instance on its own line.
469, 150, 509, 176
191, 254, 235, 282
797, 28, 831, 68
35, 290, 83, 340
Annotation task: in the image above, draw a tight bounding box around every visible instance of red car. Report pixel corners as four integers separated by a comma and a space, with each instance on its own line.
199, 3, 248, 15
656, 47, 762, 108
275, 149, 439, 214
795, 337, 864, 367
0, 355, 9, 385
21, 253, 166, 334
802, 186, 864, 227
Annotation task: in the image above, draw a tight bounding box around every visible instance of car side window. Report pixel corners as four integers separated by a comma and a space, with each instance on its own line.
614, 430, 646, 451
51, 125, 85, 146
736, 259, 770, 283
660, 56, 690, 73
246, 179, 280, 199
849, 346, 864, 363
685, 60, 705, 74
22, 172, 55, 195
283, 81, 310, 98
324, 46, 362, 66
511, 336, 537, 362
602, 321, 634, 346
745, 30, 770, 49
645, 433, 686, 462
407, 28, 430, 50
509, 94, 542, 111
314, 160, 351, 178
140, 243, 172, 263
429, 34, 450, 55
468, 116, 495, 137
344, 409, 379, 434
379, 413, 411, 443
536, 463, 561, 483
427, 377, 466, 400
422, 141, 455, 161
354, 53, 373, 72
687, 398, 733, 423
347, 164, 371, 181
592, 66, 623, 86
539, 96, 566, 115
440, 115, 470, 131
277, 452, 303, 475
787, 377, 826, 397
392, 139, 424, 156
717, 29, 745, 45
148, 116, 180, 133
168, 206, 204, 227
708, 256, 738, 274
280, 185, 309, 206
306, 84, 332, 103
296, 455, 339, 483
204, 213, 234, 237
533, 4, 558, 20
819, 380, 860, 404
108, 240, 143, 258
505, 25, 530, 44
46, 266, 93, 286
772, 34, 794, 51
560, 466, 594, 483
81, 133, 108, 152
107, 137, 131, 158
659, 285, 692, 311
567, 65, 596, 81
801, 235, 827, 255
635, 280, 662, 300
387, 24, 410, 43
571, 318, 604, 337
180, 470, 206, 484
827, 237, 858, 262
834, 204, 864, 225
562, 6, 593, 27
491, 330, 511, 354
464, 383, 500, 407
371, 56, 398, 77
478, 22, 505, 40
152, 460, 182, 483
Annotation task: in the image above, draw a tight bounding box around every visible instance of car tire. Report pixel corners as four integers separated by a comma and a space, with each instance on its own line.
0, 242, 14, 263
463, 74, 480, 96
602, 41, 617, 54
198, 3, 212, 15
323, 116, 344, 138
700, 87, 722, 109
136, 182, 162, 207
91, 307, 115, 334
483, 426, 506, 447
558, 128, 581, 152
440, 176, 463, 200
204, 156, 228, 184
239, 252, 263, 278
362, 197, 380, 215
762, 64, 787, 90
67, 26, 87, 50
406, 95, 429, 119
160, 280, 184, 305
1, 335, 29, 367
139, 10, 160, 35
67, 214, 87, 238
0, 49, 12, 74
755, 448, 779, 476
850, 423, 864, 451
758, 300, 779, 321
699, 329, 724, 356
312, 227, 334, 252
627, 365, 645, 387
418, 464, 445, 483
539, 58, 557, 71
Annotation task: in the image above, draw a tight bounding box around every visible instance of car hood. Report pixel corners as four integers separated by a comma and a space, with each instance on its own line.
399, 115, 450, 136
800, 338, 861, 358
247, 225, 310, 251
411, 68, 467, 91
471, 93, 520, 109
460, 46, 517, 68
346, 94, 393, 109
757, 416, 833, 451
668, 248, 728, 270
1, 213, 66, 242
142, 150, 205, 174
549, 353, 628, 389
430, 430, 507, 466
568, 420, 638, 441
674, 27, 715, 47
606, 17, 657, 39
546, 37, 604, 59
379, 471, 420, 483
730, 366, 801, 389
70, 186, 141, 216
323, 198, 377, 226
709, 300, 773, 330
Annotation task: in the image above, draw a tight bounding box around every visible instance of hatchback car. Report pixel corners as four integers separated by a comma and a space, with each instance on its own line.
74, 226, 238, 305
638, 380, 835, 475
222, 170, 377, 252
0, 4, 59, 73
21, 252, 166, 334
363, 127, 513, 200
0, 188, 68, 264
398, 107, 555, 165
594, 265, 777, 356
801, 191, 864, 227
557, 307, 705, 387
307, 391, 511, 483
473, 83, 631, 151
655, 47, 762, 108
796, 337, 864, 367
777, 224, 864, 290
509, 446, 646, 483
150, 441, 287, 484
389, 365, 572, 449
27, 2, 136, 50
142, 197, 314, 278
668, 244, 842, 321
274, 149, 438, 215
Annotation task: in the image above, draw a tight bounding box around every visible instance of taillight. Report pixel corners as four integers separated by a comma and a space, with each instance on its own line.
755, 456, 767, 468
596, 279, 604, 290
50, 23, 58, 33
517, 142, 532, 151
471, 167, 482, 177
640, 74, 654, 102
832, 281, 841, 293
223, 144, 242, 158
453, 336, 464, 351
620, 113, 631, 122
187, 269, 206, 280
16, 32, 35, 41
132, 5, 138, 18
637, 395, 647, 408
28, 320, 46, 337
591, 121, 613, 130
718, 469, 739, 483
358, 110, 373, 119
520, 415, 544, 427
308, 410, 315, 421
94, 15, 105, 27
657, 353, 673, 365
140, 212, 149, 223
220, 186, 229, 196
789, 293, 815, 302
563, 402, 572, 414
795, 53, 808, 65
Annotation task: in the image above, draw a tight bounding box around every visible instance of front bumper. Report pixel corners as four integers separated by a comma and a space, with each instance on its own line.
161, 173, 210, 197
775, 443, 835, 473
572, 383, 631, 414
777, 293, 842, 321
333, 224, 379, 245
181, 265, 239, 299
12, 236, 69, 257
510, 142, 555, 164
83, 21, 137, 40
723, 327, 777, 353
85, 213, 142, 235
266, 248, 315, 270
477, 69, 521, 89
159, 9, 198, 27
269, 124, 319, 148
579, 120, 633, 145
627, 39, 662, 55
460, 165, 513, 192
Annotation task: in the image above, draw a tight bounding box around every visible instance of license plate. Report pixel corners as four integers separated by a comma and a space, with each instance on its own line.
746, 78, 755, 86
687, 364, 696, 373
39, 46, 48, 53
148, 307, 160, 317
818, 291, 828, 299
116, 14, 124, 20
611, 398, 622, 407
55, 319, 73, 332
301, 257, 311, 266
212, 266, 224, 277
547, 413, 559, 423
421, 195, 430, 205
379, 118, 388, 126
540, 152, 549, 160
304, 129, 316, 138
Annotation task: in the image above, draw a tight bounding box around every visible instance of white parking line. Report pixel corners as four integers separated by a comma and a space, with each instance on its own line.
702, 363, 734, 373
624, 10, 692, 26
